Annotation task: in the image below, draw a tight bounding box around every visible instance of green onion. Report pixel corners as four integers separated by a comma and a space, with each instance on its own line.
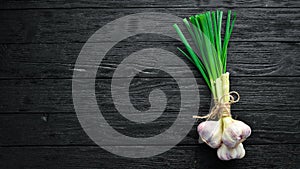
183, 11, 252, 161
174, 10, 236, 99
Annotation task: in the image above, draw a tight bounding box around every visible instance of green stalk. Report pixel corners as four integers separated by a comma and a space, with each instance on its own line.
222, 11, 236, 72
173, 10, 236, 99
173, 24, 212, 89
217, 11, 223, 65
212, 12, 222, 68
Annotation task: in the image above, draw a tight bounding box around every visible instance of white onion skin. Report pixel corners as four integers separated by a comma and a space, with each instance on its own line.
217, 143, 246, 161
197, 120, 222, 148
222, 117, 252, 148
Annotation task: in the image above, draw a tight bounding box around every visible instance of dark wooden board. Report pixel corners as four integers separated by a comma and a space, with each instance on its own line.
1, 0, 300, 9
1, 0, 300, 168
0, 77, 299, 113
0, 8, 299, 43
1, 41, 299, 79
0, 145, 299, 169
0, 110, 299, 146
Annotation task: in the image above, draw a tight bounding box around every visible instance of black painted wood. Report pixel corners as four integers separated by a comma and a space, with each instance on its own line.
1, 0, 300, 168
1, 41, 299, 79
1, 0, 300, 9
0, 77, 299, 113
0, 110, 299, 146
0, 8, 299, 43
0, 145, 299, 169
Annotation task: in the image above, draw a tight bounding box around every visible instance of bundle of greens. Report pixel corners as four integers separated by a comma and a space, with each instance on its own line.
174, 10, 251, 160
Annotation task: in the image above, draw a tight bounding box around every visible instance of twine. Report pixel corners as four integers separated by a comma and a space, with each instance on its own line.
193, 91, 240, 120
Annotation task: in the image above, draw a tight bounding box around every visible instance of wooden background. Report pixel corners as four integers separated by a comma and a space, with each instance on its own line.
0, 0, 299, 168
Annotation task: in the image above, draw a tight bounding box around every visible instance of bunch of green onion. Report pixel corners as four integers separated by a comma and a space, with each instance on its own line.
174, 10, 252, 161
173, 10, 236, 101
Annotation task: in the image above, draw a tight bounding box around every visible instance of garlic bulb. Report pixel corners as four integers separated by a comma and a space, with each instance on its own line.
217, 143, 246, 161
222, 117, 251, 148
197, 120, 222, 148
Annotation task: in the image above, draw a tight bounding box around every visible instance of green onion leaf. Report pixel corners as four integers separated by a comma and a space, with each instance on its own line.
174, 10, 236, 97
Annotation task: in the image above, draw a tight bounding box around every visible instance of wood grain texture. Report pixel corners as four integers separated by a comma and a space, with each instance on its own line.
1, 0, 300, 9
0, 145, 299, 169
0, 8, 299, 43
0, 110, 299, 146
1, 0, 300, 168
1, 41, 299, 79
0, 77, 299, 113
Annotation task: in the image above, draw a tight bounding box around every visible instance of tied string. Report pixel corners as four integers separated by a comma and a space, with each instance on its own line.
193, 91, 240, 120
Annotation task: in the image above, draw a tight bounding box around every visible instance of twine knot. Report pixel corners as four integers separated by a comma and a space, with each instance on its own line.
193, 91, 240, 120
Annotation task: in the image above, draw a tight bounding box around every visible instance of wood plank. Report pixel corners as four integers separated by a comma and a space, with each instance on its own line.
0, 110, 299, 146
1, 42, 299, 78
1, 0, 300, 9
0, 145, 299, 169
0, 8, 299, 43
0, 77, 299, 113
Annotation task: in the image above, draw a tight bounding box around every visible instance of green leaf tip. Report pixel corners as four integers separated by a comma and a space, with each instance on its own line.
173, 10, 237, 95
